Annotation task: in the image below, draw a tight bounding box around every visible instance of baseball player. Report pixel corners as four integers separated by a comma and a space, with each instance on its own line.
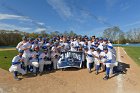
93, 48, 101, 75
98, 38, 104, 51
94, 42, 99, 50
21, 37, 34, 73
107, 40, 113, 52
43, 49, 52, 71
85, 46, 94, 73
29, 46, 40, 76
99, 50, 106, 72
31, 39, 39, 51
9, 50, 26, 81
38, 51, 45, 75
102, 38, 108, 46
103, 46, 112, 80
60, 37, 70, 52
39, 48, 52, 74
51, 43, 60, 70
16, 36, 27, 51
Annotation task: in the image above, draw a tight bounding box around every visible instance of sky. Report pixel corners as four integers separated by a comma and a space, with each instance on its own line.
0, 0, 140, 36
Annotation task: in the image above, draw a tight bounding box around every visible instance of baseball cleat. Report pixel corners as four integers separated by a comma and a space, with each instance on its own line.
103, 75, 109, 80
95, 71, 98, 75
14, 77, 20, 81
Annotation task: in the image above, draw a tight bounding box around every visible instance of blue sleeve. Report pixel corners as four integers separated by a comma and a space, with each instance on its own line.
108, 45, 113, 49
105, 60, 112, 63
87, 54, 93, 57
29, 57, 32, 60
12, 62, 20, 65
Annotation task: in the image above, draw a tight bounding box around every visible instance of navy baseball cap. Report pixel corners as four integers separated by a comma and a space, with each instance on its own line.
90, 46, 95, 49
42, 46, 47, 49
99, 37, 103, 40
103, 46, 108, 50
43, 38, 47, 41
84, 46, 88, 49
94, 42, 99, 44
103, 38, 108, 41
28, 37, 34, 41
22, 36, 27, 40
96, 48, 101, 51
38, 36, 42, 38
18, 50, 24, 53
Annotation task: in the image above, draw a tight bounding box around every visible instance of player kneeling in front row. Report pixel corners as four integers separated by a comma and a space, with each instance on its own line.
9, 50, 26, 81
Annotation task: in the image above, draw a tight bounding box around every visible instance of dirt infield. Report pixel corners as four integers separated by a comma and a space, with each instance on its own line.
0, 47, 140, 93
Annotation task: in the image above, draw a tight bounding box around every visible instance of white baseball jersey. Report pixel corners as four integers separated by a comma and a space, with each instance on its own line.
12, 55, 23, 65
91, 41, 95, 46
108, 43, 113, 52
70, 42, 77, 51
88, 41, 92, 47
79, 41, 84, 46
9, 55, 25, 74
39, 52, 50, 61
93, 51, 100, 61
61, 42, 70, 50
99, 51, 106, 63
16, 41, 26, 51
22, 42, 32, 57
98, 44, 103, 51
86, 50, 94, 63
105, 51, 112, 63
31, 43, 38, 50
29, 51, 40, 62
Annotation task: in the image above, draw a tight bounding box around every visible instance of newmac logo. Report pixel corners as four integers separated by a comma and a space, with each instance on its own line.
0, 88, 4, 93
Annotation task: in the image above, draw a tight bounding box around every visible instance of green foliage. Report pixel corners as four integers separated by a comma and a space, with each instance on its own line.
0, 50, 18, 70
0, 30, 22, 46
124, 47, 140, 66
0, 30, 78, 46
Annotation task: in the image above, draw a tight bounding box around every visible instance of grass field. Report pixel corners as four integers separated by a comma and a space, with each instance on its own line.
0, 50, 18, 70
123, 46, 140, 66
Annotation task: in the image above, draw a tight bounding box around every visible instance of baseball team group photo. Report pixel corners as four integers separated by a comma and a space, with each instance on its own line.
0, 0, 140, 93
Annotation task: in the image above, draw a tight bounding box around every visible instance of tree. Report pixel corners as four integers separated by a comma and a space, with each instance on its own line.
103, 26, 125, 44
69, 31, 76, 36
125, 28, 140, 43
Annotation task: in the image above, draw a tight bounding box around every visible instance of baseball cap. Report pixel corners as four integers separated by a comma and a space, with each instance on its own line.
22, 36, 27, 40
99, 37, 103, 40
42, 46, 47, 49
84, 46, 88, 49
103, 46, 108, 50
94, 42, 99, 45
103, 38, 108, 41
96, 48, 101, 51
28, 37, 34, 41
90, 46, 95, 49
18, 50, 24, 53
38, 36, 42, 38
